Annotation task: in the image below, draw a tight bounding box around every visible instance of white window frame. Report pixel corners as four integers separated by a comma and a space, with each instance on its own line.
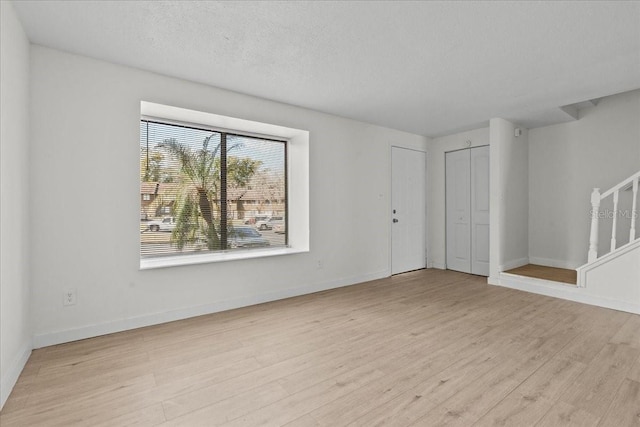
139, 101, 309, 270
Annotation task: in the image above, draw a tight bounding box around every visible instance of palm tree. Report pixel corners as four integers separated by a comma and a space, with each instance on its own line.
159, 135, 261, 251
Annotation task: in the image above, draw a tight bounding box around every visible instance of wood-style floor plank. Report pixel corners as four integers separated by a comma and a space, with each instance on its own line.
536, 401, 600, 427
474, 356, 587, 426
560, 343, 639, 417
1, 269, 638, 426
505, 264, 577, 285
610, 314, 640, 349
597, 379, 640, 426
628, 354, 640, 382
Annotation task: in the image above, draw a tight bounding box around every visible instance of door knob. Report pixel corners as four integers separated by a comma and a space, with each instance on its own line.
393, 218, 399, 223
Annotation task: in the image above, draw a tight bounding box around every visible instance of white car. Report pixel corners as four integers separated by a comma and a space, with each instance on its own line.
256, 216, 284, 231
245, 215, 269, 226
148, 217, 177, 232
272, 221, 286, 234
254, 216, 271, 230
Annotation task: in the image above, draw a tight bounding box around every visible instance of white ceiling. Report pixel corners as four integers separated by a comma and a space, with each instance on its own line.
12, 1, 640, 137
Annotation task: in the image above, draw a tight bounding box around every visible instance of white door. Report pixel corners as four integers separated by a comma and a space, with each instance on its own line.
446, 149, 471, 273
391, 147, 426, 275
471, 146, 490, 276
445, 146, 490, 276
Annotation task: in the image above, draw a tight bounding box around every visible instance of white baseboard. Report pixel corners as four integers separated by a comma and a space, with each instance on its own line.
528, 257, 580, 270
33, 269, 390, 349
431, 262, 446, 270
499, 257, 529, 271
1, 340, 32, 410
494, 273, 640, 315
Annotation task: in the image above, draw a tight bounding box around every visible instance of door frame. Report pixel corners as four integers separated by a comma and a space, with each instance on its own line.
389, 145, 428, 276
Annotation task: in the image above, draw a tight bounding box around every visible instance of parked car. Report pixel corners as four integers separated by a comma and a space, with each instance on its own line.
227, 226, 270, 249
148, 216, 177, 232
272, 221, 286, 234
256, 216, 284, 231
244, 215, 269, 226
254, 216, 272, 230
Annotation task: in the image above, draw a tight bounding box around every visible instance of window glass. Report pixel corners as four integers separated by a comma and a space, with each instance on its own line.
140, 119, 287, 259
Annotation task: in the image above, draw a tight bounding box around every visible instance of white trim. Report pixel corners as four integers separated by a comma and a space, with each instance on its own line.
0, 340, 32, 410
576, 238, 640, 287
444, 144, 490, 155
139, 101, 310, 269
431, 262, 447, 270
600, 170, 640, 199
424, 150, 430, 275
141, 115, 288, 144
33, 269, 390, 349
499, 257, 529, 272
500, 271, 576, 288
388, 145, 393, 275
141, 102, 306, 140
493, 272, 640, 315
141, 247, 308, 270
528, 256, 580, 270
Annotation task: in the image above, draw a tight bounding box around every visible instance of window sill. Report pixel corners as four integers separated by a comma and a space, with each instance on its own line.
140, 247, 308, 270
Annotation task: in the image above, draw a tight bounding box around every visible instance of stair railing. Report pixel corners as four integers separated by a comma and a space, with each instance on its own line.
588, 171, 639, 263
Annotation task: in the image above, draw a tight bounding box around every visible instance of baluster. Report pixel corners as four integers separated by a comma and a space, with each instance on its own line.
631, 177, 638, 241
588, 188, 600, 263
610, 190, 619, 252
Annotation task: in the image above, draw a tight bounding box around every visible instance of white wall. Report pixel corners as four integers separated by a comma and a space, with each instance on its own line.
529, 90, 640, 269
489, 118, 530, 282
29, 46, 427, 347
428, 127, 489, 269
0, 1, 32, 409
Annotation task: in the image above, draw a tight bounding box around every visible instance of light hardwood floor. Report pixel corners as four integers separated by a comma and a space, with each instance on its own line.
1, 269, 639, 426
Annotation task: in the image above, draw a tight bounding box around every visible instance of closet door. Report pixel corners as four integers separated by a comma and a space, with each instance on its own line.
446, 149, 471, 273
470, 146, 490, 276
446, 146, 490, 276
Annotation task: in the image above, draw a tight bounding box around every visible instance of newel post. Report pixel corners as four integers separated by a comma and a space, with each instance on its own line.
588, 188, 601, 263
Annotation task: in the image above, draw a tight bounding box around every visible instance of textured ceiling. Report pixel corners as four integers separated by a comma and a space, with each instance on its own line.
12, 1, 640, 136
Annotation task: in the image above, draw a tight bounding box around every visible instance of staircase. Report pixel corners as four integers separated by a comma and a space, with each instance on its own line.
574, 171, 640, 313
498, 171, 640, 315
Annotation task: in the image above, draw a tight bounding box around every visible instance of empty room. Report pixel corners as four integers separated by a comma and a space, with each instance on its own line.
2, 1, 640, 426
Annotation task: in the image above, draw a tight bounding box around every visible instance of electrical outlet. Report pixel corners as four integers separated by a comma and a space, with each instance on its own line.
64, 288, 77, 306
317, 260, 323, 269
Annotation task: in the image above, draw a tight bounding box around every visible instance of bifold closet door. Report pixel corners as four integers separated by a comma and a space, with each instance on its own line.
470, 146, 490, 276
446, 146, 490, 276
446, 149, 471, 273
